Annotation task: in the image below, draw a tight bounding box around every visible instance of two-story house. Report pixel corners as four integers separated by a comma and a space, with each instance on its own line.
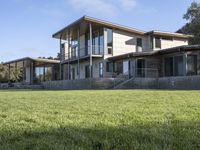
53, 16, 193, 80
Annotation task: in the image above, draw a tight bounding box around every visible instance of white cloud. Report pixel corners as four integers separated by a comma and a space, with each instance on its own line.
68, 0, 116, 16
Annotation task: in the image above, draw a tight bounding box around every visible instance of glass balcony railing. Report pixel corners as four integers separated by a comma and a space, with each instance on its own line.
63, 45, 104, 61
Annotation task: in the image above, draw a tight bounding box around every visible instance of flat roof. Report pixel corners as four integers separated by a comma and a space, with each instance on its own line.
3, 57, 60, 65
146, 30, 193, 39
53, 16, 192, 39
108, 45, 200, 61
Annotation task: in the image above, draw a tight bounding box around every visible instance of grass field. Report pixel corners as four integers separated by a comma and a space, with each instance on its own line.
0, 90, 200, 150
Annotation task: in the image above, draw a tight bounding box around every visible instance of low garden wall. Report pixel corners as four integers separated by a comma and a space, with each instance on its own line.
41, 78, 115, 90
116, 75, 200, 90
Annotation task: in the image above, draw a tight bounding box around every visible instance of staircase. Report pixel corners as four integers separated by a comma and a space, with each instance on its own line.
112, 71, 133, 89
113, 76, 135, 89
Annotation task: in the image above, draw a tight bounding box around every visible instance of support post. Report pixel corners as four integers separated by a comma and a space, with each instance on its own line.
23, 61, 25, 82
68, 30, 70, 80
15, 62, 17, 82
59, 35, 62, 80
77, 27, 80, 79
8, 64, 10, 82
89, 23, 93, 78
43, 65, 46, 82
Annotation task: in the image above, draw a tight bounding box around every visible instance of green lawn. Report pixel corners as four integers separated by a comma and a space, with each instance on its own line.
0, 90, 200, 150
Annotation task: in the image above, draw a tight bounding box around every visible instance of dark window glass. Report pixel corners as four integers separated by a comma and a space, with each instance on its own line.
93, 31, 99, 55
187, 55, 197, 76
155, 37, 161, 48
71, 68, 75, 80
137, 59, 145, 77
174, 56, 184, 76
108, 48, 112, 54
165, 57, 174, 76
99, 29, 104, 54
106, 62, 113, 72
137, 38, 142, 47
85, 65, 90, 78
136, 38, 142, 52
107, 28, 113, 54
107, 29, 113, 47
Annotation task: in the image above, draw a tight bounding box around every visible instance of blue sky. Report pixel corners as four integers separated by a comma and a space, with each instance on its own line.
0, 0, 197, 62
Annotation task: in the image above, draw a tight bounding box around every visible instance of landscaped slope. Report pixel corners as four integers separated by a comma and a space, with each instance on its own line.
0, 90, 200, 149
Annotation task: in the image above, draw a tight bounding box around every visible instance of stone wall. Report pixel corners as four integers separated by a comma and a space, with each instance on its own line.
116, 75, 200, 90
42, 78, 115, 90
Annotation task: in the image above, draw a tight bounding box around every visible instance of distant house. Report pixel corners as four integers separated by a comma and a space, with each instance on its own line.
3, 57, 60, 84
53, 16, 195, 80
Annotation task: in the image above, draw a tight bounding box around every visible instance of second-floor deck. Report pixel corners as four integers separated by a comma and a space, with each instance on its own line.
61, 45, 105, 63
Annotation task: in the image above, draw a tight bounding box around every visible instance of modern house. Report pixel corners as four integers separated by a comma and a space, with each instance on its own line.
2, 16, 200, 89
53, 16, 195, 81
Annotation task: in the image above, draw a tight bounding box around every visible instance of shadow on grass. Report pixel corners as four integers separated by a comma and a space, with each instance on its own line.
0, 121, 200, 150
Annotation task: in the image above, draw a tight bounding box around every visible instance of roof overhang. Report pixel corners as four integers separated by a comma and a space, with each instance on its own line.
146, 31, 193, 39
52, 16, 146, 40
108, 45, 200, 61
3, 57, 60, 65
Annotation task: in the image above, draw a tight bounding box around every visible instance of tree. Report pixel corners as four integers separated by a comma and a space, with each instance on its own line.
0, 63, 23, 83
0, 64, 9, 83
177, 1, 200, 44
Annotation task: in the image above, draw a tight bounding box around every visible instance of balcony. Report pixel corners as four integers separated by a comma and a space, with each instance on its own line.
63, 45, 104, 62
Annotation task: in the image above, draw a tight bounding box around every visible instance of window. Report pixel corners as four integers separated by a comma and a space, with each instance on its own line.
86, 28, 104, 55
71, 68, 75, 80
93, 31, 99, 55
85, 65, 90, 78
155, 37, 161, 49
106, 62, 113, 72
61, 43, 65, 49
99, 29, 104, 54
99, 62, 103, 78
174, 56, 184, 76
123, 60, 129, 74
164, 57, 174, 76
107, 28, 113, 54
137, 59, 145, 77
136, 38, 142, 52
187, 55, 197, 76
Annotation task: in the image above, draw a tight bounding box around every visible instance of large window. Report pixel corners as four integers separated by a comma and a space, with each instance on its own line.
123, 60, 129, 74
86, 28, 104, 56
187, 55, 197, 76
107, 28, 113, 54
174, 56, 184, 76
164, 57, 174, 76
99, 62, 103, 78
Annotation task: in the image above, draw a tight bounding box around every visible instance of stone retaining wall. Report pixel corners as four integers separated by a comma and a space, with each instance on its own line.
116, 75, 200, 90
41, 78, 115, 90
